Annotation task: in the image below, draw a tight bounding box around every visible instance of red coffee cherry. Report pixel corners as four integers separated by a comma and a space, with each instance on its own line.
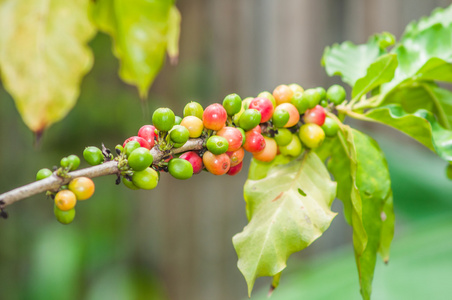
304, 105, 326, 126
138, 125, 156, 148
203, 104, 228, 131
227, 161, 243, 176
249, 97, 274, 123
179, 151, 204, 174
202, 151, 231, 175
243, 131, 266, 153
216, 126, 243, 152
123, 136, 151, 150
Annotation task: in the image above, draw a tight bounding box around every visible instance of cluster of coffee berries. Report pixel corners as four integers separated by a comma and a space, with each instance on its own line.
265, 83, 346, 156
36, 155, 95, 224
116, 83, 346, 189
34, 82, 347, 224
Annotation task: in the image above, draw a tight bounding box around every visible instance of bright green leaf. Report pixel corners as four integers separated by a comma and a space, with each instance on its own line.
382, 23, 452, 94
233, 152, 337, 296
325, 137, 352, 224
322, 35, 385, 86
328, 126, 367, 256
404, 4, 452, 37
92, 0, 179, 98
383, 83, 452, 129
414, 57, 452, 83
328, 125, 393, 300
353, 129, 392, 300
364, 104, 452, 161
341, 6, 452, 101
0, 0, 95, 133
427, 85, 452, 129
352, 54, 398, 100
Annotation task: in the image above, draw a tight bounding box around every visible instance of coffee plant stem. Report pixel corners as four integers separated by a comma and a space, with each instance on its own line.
0, 138, 204, 209
348, 95, 381, 110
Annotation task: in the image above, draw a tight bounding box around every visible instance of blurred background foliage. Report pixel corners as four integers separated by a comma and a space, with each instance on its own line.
1, 0, 451, 299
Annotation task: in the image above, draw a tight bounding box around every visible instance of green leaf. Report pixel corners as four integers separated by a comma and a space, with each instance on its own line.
378, 192, 395, 263
352, 54, 398, 100
383, 83, 452, 129
0, 0, 96, 133
352, 129, 392, 300
314, 136, 338, 163
321, 35, 386, 86
328, 125, 392, 300
343, 6, 452, 102
328, 128, 366, 253
382, 23, 452, 94
233, 152, 337, 296
404, 4, 452, 37
248, 155, 292, 182
92, 0, 179, 98
250, 215, 452, 300
246, 155, 293, 221
364, 104, 452, 161
427, 85, 452, 129
414, 57, 452, 83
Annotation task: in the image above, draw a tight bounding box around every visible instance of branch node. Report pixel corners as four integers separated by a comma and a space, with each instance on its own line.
0, 139, 203, 208
198, 147, 207, 157
56, 167, 71, 179
102, 143, 113, 161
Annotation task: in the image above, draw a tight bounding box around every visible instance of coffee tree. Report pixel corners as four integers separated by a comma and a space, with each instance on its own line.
1, 2, 452, 300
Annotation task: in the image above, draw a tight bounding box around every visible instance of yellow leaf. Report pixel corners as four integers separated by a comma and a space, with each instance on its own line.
0, 0, 96, 133
92, 0, 179, 99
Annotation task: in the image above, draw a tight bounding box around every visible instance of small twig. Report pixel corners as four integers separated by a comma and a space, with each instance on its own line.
0, 161, 120, 209
0, 138, 205, 210
349, 95, 381, 111
335, 105, 374, 122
